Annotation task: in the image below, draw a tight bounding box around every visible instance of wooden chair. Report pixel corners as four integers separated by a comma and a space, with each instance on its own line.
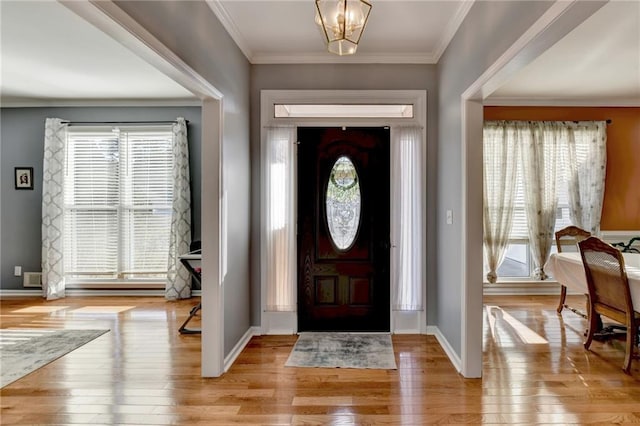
555, 225, 592, 314
579, 236, 640, 374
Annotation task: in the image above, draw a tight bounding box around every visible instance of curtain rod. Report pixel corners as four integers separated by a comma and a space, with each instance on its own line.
572, 119, 612, 124
489, 119, 612, 125
62, 120, 189, 126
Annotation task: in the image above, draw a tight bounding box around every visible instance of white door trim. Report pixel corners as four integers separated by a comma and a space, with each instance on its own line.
62, 0, 226, 377
260, 90, 427, 335
459, 0, 608, 378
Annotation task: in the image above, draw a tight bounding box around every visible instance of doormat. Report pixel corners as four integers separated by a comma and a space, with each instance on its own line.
0, 328, 109, 388
285, 332, 397, 369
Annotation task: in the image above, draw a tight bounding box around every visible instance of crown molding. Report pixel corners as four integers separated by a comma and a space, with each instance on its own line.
432, 0, 475, 62
206, 0, 253, 62
251, 51, 437, 65
484, 97, 640, 107
0, 98, 202, 108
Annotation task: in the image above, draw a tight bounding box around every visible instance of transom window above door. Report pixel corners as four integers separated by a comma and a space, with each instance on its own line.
274, 104, 413, 118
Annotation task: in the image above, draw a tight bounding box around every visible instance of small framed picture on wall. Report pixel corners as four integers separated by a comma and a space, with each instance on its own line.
15, 167, 34, 190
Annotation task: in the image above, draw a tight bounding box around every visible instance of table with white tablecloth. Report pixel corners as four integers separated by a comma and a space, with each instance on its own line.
544, 252, 640, 308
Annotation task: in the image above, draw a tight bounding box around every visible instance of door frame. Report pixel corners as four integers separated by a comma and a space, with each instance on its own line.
58, 1, 226, 377
260, 90, 427, 335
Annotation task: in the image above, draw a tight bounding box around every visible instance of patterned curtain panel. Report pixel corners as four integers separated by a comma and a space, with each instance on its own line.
391, 126, 424, 310
483, 120, 607, 282
564, 121, 607, 235
264, 126, 296, 311
520, 122, 563, 280
166, 118, 192, 300
41, 118, 68, 300
482, 122, 520, 283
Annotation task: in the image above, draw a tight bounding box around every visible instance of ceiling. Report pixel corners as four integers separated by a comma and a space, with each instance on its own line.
208, 0, 472, 64
488, 0, 640, 105
0, 1, 196, 105
0, 1, 638, 106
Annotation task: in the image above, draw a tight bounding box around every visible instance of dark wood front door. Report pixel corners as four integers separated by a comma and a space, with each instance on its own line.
297, 127, 390, 331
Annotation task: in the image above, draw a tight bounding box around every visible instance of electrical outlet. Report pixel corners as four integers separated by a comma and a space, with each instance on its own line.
446, 210, 453, 225
14, 266, 22, 277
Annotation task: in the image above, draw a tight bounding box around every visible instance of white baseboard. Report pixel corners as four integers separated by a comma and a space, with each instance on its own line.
0, 289, 43, 297
0, 289, 201, 298
483, 281, 564, 295
426, 325, 462, 374
224, 326, 260, 372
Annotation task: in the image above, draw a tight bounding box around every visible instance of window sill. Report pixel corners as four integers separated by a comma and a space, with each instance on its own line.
483, 277, 559, 285
483, 279, 574, 296
66, 281, 165, 290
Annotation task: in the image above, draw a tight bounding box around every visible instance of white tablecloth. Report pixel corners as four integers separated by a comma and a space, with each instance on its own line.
545, 252, 640, 307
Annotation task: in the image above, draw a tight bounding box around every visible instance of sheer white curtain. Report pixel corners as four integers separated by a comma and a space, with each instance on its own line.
482, 122, 520, 283
520, 122, 562, 280
166, 118, 192, 300
564, 121, 607, 235
391, 127, 424, 310
41, 118, 68, 300
264, 127, 296, 311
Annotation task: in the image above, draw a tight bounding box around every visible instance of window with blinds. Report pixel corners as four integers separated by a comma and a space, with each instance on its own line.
64, 126, 173, 281
507, 155, 573, 241
493, 127, 592, 279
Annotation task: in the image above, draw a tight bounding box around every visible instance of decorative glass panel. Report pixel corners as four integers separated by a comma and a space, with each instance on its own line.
326, 156, 361, 250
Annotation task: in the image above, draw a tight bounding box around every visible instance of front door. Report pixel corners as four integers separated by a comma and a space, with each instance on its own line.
297, 127, 390, 331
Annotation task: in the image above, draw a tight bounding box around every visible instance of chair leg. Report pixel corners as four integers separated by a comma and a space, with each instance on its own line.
584, 308, 598, 350
557, 285, 567, 314
622, 323, 634, 374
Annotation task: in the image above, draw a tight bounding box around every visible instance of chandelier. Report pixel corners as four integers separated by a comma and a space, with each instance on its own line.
315, 0, 372, 56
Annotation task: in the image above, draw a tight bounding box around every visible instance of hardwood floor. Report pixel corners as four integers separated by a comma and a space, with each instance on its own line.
1, 295, 639, 425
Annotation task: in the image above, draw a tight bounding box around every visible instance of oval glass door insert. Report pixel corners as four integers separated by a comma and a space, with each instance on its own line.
326, 156, 361, 250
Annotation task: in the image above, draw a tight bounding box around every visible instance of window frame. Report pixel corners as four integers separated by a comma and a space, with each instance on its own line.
63, 125, 174, 288
484, 126, 592, 281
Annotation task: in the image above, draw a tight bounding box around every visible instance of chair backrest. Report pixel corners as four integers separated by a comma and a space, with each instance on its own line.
578, 236, 633, 318
555, 225, 591, 253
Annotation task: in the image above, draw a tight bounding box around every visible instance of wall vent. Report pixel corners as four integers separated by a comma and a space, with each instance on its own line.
23, 272, 42, 288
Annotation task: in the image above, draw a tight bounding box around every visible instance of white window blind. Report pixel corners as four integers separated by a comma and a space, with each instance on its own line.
509, 166, 572, 241
64, 126, 173, 280
510, 165, 528, 240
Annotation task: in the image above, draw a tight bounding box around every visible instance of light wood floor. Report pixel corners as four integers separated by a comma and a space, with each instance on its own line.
1, 295, 639, 425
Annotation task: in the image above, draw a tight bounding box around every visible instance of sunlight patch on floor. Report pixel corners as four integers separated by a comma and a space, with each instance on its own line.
12, 306, 69, 313
129, 311, 168, 320
486, 305, 548, 344
71, 306, 136, 314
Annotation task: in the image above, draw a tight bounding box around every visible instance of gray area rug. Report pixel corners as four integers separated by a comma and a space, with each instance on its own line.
285, 332, 397, 369
0, 328, 109, 388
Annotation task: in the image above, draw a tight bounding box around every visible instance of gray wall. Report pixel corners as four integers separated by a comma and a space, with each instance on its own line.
1, 106, 201, 290
115, 1, 251, 356
435, 1, 558, 356
250, 64, 438, 326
